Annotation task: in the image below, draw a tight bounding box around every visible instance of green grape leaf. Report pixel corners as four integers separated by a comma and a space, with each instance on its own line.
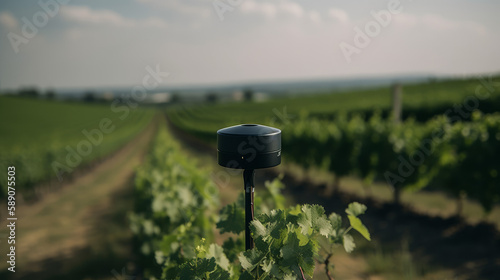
252, 210, 287, 240
348, 215, 371, 241
217, 203, 245, 234
178, 187, 196, 208
297, 204, 333, 237
207, 244, 230, 271
164, 265, 180, 280
261, 259, 274, 272
239, 271, 254, 280
328, 213, 342, 238
265, 178, 286, 209
159, 234, 178, 252
345, 202, 367, 217
239, 249, 266, 271
294, 228, 310, 246
267, 210, 287, 239
328, 213, 342, 229
254, 235, 271, 253
250, 217, 272, 253
280, 232, 316, 277
154, 250, 165, 265
209, 267, 231, 279
343, 233, 355, 253
222, 237, 244, 263
178, 257, 216, 279
288, 204, 302, 216
250, 219, 267, 238
261, 259, 281, 277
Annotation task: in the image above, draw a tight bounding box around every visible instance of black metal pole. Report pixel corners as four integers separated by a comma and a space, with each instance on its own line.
243, 169, 255, 250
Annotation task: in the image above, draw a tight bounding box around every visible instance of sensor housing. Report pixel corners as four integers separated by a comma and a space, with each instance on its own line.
217, 124, 281, 169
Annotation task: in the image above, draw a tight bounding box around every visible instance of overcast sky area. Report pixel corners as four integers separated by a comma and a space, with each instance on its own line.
0, 0, 499, 90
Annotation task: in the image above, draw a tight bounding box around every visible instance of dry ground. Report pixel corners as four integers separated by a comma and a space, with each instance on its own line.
0, 117, 158, 280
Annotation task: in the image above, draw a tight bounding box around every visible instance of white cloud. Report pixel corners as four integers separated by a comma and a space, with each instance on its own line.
393, 13, 418, 27
421, 14, 486, 34
328, 8, 349, 23
308, 11, 322, 24
62, 6, 130, 26
141, 17, 169, 28
422, 14, 458, 30
61, 6, 167, 28
280, 1, 304, 18
241, 1, 277, 19
0, 11, 19, 30
393, 13, 487, 34
137, 0, 211, 18
241, 0, 316, 20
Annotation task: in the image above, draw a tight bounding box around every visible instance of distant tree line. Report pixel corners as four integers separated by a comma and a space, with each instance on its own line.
2, 86, 259, 105
2, 87, 56, 100
0, 87, 115, 104
203, 88, 254, 104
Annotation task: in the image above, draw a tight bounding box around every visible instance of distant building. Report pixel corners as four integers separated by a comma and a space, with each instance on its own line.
102, 92, 114, 101
232, 90, 243, 101
254, 92, 268, 102
151, 92, 170, 103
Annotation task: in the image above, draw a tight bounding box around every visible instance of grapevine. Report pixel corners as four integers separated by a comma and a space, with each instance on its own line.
130, 123, 371, 279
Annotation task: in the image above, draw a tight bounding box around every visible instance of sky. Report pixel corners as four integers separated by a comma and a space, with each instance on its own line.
0, 0, 499, 90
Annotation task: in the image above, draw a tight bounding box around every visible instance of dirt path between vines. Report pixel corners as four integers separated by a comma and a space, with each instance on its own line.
0, 116, 158, 280
166, 116, 500, 280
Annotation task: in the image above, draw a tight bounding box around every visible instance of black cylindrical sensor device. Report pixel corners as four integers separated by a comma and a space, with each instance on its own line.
217, 124, 282, 250
217, 124, 281, 170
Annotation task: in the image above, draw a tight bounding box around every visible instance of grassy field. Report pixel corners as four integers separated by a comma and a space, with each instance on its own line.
0, 97, 155, 198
